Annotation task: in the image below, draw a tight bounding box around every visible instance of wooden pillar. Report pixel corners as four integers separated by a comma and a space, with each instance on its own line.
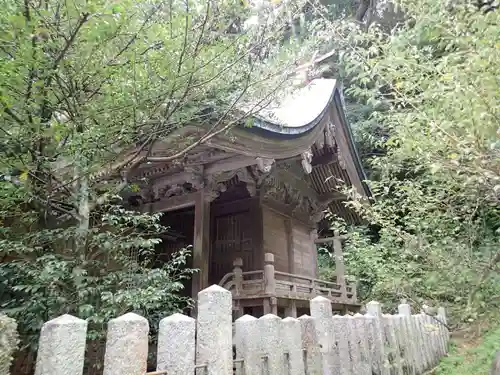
285, 218, 295, 274
310, 229, 318, 278
253, 197, 264, 269
192, 189, 210, 302
333, 230, 348, 301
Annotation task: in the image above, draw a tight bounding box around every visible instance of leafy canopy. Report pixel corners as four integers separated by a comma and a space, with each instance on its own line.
313, 0, 499, 322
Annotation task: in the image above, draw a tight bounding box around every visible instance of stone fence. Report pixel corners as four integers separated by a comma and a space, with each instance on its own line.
33, 285, 449, 375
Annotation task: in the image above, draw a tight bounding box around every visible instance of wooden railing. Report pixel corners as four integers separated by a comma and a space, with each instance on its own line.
218, 252, 357, 308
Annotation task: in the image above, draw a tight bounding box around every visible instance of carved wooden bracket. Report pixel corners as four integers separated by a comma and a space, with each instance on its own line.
204, 167, 259, 202
338, 149, 346, 169
301, 149, 313, 174
325, 122, 335, 148
184, 165, 204, 189
255, 157, 275, 173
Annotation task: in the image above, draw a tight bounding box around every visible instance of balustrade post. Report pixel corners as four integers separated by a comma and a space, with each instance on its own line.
263, 253, 277, 314
233, 258, 243, 296
232, 257, 244, 319
351, 281, 358, 302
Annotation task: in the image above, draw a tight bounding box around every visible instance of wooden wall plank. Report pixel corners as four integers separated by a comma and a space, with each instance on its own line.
262, 207, 289, 272
291, 222, 316, 278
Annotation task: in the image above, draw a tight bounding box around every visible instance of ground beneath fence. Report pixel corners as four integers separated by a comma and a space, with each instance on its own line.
432, 323, 500, 375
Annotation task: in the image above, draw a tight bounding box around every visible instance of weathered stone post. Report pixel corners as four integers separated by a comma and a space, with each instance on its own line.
383, 315, 403, 375
196, 285, 233, 375
415, 313, 432, 371
398, 303, 419, 375
332, 315, 352, 375
437, 307, 447, 326
354, 314, 372, 375
424, 313, 439, 366
490, 350, 500, 375
346, 316, 362, 375
263, 253, 277, 315
258, 314, 285, 374
364, 315, 378, 375
282, 317, 305, 375
310, 296, 338, 375
234, 315, 261, 375
366, 301, 389, 375
103, 313, 149, 375
298, 315, 323, 375
34, 314, 87, 375
157, 313, 195, 375
437, 307, 449, 355
411, 314, 425, 371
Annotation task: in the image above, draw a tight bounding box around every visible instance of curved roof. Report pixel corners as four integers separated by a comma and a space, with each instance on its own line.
226, 78, 371, 201
250, 79, 337, 136
119, 76, 371, 223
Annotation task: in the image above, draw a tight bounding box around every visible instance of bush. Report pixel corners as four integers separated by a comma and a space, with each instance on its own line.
0, 314, 19, 375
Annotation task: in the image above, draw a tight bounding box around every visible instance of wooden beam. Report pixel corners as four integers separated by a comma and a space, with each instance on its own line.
149, 192, 197, 213
318, 191, 346, 202
204, 155, 257, 175
314, 235, 346, 244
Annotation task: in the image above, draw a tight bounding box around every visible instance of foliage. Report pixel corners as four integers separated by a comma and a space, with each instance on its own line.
313, 0, 500, 323
0, 0, 322, 367
434, 323, 500, 375
0, 204, 194, 349
0, 313, 19, 375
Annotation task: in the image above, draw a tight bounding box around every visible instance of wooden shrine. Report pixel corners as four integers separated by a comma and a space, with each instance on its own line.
124, 78, 370, 318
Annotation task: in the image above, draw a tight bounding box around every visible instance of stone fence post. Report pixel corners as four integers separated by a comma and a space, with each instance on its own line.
310, 296, 337, 375
34, 315, 87, 375
366, 301, 389, 375
398, 303, 420, 374
156, 313, 195, 375
298, 315, 323, 375
234, 315, 260, 375
102, 313, 149, 375
196, 285, 233, 375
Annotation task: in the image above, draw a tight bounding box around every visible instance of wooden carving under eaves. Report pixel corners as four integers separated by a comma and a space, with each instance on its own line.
337, 148, 347, 169
204, 164, 273, 202
261, 175, 329, 223
301, 148, 313, 174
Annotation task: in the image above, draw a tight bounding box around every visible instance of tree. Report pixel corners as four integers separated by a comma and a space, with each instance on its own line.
0, 0, 323, 371
313, 0, 499, 322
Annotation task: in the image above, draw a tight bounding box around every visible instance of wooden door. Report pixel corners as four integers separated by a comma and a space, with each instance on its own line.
210, 211, 254, 285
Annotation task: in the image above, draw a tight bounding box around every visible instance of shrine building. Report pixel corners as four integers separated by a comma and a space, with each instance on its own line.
124, 78, 370, 318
